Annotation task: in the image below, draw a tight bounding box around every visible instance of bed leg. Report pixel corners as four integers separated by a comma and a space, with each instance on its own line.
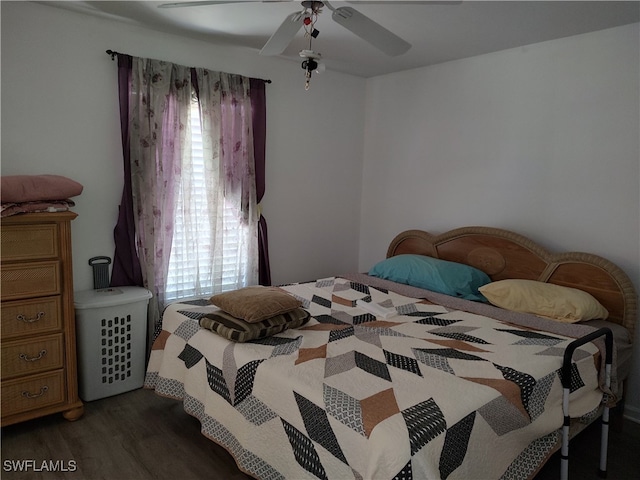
599, 405, 609, 478
561, 387, 570, 480
598, 363, 612, 478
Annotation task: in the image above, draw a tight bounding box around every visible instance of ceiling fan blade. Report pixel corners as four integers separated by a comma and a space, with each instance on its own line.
331, 6, 411, 56
159, 0, 291, 8
259, 11, 304, 56
346, 1, 461, 4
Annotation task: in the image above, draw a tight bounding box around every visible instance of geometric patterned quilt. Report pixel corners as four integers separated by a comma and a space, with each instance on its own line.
145, 276, 604, 480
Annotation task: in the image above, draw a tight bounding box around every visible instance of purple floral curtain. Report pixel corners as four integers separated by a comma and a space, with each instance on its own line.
110, 54, 270, 352
128, 58, 192, 339
189, 68, 259, 295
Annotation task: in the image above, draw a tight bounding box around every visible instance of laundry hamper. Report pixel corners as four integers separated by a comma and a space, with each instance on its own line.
74, 287, 152, 401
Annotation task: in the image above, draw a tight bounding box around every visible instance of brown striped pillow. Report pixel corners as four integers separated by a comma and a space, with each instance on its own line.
199, 307, 310, 342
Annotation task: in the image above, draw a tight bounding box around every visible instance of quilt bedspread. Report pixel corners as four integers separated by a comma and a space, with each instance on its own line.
145, 277, 604, 480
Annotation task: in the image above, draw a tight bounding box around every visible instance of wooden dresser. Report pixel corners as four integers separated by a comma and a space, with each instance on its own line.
1, 212, 84, 426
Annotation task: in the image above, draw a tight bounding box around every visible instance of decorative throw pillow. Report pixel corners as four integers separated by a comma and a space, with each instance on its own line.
1, 175, 83, 203
209, 286, 302, 323
478, 279, 609, 322
368, 254, 491, 302
199, 308, 310, 342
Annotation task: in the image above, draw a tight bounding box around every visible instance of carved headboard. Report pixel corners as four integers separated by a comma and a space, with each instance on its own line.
387, 227, 638, 338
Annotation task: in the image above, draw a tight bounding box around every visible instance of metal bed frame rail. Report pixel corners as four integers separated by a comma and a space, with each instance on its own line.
560, 327, 613, 480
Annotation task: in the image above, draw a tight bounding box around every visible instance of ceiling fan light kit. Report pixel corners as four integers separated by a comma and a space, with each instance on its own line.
298, 1, 324, 89
300, 49, 324, 90
158, 0, 412, 89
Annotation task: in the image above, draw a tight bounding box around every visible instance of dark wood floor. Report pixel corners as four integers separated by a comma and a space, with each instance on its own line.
2, 388, 639, 480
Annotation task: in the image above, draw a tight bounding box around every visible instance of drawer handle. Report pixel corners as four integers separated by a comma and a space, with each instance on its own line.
16, 312, 45, 323
21, 386, 49, 399
19, 350, 47, 362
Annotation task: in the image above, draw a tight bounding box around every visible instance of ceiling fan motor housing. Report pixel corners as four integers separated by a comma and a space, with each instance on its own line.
301, 1, 324, 12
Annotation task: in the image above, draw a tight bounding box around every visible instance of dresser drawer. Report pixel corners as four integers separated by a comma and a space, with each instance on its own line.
2, 334, 64, 380
0, 261, 60, 301
1, 223, 58, 261
1, 297, 62, 339
1, 370, 65, 417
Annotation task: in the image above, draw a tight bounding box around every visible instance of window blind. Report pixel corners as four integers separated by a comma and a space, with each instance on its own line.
165, 101, 245, 303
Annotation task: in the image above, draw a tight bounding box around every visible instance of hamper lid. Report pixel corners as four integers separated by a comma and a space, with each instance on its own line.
74, 286, 152, 309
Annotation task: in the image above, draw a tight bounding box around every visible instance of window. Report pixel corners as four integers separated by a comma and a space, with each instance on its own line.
164, 100, 248, 303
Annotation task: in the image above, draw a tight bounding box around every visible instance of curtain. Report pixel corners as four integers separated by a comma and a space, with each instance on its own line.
186, 68, 259, 295
130, 58, 192, 340
250, 78, 271, 286
111, 54, 143, 288
110, 54, 266, 353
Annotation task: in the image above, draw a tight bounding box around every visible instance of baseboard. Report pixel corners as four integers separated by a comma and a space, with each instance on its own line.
623, 404, 640, 424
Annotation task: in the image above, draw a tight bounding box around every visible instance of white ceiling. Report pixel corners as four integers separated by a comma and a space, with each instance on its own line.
43, 1, 640, 77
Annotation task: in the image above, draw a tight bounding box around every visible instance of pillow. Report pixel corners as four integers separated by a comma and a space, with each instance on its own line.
1, 175, 83, 203
478, 279, 609, 322
199, 308, 310, 342
368, 254, 491, 302
209, 286, 302, 323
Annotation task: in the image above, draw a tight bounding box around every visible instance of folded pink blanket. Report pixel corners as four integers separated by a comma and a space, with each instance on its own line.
1, 175, 83, 203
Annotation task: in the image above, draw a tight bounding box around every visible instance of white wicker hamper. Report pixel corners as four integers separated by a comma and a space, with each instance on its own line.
74, 287, 152, 401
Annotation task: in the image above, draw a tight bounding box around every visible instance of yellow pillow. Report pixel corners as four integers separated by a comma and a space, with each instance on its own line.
210, 286, 302, 323
478, 279, 609, 323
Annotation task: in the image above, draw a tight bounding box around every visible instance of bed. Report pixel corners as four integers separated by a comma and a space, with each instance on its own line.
145, 226, 637, 480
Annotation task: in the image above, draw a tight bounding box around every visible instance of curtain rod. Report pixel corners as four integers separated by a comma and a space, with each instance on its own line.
105, 50, 272, 84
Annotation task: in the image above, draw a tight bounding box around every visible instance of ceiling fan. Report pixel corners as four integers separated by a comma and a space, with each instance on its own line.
158, 1, 412, 58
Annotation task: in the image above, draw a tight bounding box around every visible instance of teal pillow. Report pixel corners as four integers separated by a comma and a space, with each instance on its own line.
368, 254, 490, 302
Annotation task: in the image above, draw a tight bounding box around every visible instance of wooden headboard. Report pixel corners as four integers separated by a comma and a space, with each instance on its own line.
387, 227, 638, 338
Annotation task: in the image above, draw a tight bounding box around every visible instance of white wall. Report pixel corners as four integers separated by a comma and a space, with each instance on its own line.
360, 24, 640, 420
1, 1, 366, 289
